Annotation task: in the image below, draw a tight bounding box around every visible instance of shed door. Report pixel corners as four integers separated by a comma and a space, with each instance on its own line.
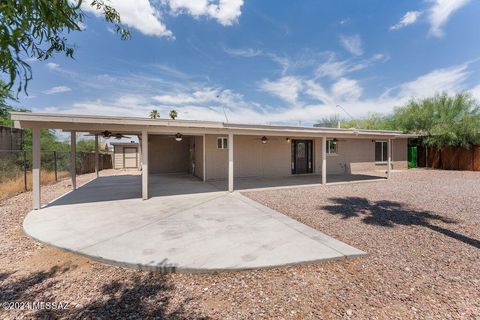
123, 147, 137, 168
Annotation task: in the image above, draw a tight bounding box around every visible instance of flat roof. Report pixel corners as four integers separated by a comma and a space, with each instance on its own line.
11, 112, 417, 138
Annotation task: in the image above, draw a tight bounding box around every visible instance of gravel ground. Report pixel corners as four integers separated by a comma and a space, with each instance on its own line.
1, 169, 479, 319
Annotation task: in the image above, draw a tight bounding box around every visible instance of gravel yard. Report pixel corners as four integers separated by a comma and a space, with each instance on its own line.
1, 169, 479, 319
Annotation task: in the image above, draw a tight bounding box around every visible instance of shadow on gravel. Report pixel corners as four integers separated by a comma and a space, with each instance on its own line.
0, 265, 208, 319
322, 197, 480, 249
0, 265, 71, 303
63, 272, 207, 319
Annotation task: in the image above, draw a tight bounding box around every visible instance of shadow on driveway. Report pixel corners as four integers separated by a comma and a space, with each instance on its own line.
321, 197, 480, 249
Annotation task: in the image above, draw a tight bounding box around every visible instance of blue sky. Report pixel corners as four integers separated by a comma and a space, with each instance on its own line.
16, 0, 480, 126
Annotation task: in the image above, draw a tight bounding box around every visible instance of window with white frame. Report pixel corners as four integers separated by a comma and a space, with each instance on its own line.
326, 139, 338, 154
375, 141, 388, 162
217, 137, 228, 149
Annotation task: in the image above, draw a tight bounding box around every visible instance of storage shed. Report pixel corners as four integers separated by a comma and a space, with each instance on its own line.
112, 142, 140, 169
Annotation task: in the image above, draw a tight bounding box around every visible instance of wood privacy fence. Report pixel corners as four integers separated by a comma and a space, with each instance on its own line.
76, 153, 113, 174
417, 145, 480, 171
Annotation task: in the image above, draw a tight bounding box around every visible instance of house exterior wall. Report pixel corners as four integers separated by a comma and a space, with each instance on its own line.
148, 135, 190, 174
204, 135, 408, 180
324, 138, 408, 174
193, 136, 204, 179
147, 134, 408, 179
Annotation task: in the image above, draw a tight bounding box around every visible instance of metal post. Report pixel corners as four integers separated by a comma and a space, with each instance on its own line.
32, 127, 41, 210
322, 136, 327, 184
142, 130, 148, 200
23, 150, 27, 191
54, 151, 58, 181
228, 133, 234, 192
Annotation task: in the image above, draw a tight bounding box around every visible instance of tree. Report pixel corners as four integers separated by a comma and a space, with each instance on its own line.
341, 113, 394, 130
169, 109, 178, 120
316, 115, 342, 128
0, 0, 130, 95
149, 109, 160, 119
393, 92, 480, 148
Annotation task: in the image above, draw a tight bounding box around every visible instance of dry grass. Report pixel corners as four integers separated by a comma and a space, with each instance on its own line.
0, 170, 70, 200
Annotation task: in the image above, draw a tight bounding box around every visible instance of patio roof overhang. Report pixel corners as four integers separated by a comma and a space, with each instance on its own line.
11, 112, 418, 139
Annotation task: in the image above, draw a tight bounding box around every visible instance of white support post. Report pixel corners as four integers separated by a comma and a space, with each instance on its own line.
32, 127, 41, 210
387, 138, 392, 179
142, 130, 149, 200
322, 136, 327, 185
70, 131, 77, 190
95, 134, 99, 178
228, 133, 234, 192
203, 134, 206, 182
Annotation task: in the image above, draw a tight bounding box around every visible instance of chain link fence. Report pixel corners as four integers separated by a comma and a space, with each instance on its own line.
0, 150, 112, 200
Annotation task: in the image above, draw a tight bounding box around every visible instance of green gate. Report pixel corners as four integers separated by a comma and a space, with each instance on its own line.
408, 146, 417, 168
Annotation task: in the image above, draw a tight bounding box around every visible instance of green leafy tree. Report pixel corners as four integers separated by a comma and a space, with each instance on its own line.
340, 113, 394, 130
149, 109, 160, 119
169, 109, 178, 120
393, 92, 480, 148
316, 115, 342, 128
77, 139, 104, 152
1, 0, 130, 95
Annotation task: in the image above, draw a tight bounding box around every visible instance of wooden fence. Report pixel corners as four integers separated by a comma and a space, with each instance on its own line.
417, 145, 480, 171
77, 153, 112, 174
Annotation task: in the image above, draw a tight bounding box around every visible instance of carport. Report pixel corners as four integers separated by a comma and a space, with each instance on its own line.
11, 112, 414, 210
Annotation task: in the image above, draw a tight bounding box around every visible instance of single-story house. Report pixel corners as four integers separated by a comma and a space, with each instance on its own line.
11, 112, 416, 210
111, 142, 140, 169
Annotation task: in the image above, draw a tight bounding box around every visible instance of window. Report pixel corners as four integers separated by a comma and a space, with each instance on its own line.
217, 137, 228, 149
375, 141, 388, 162
326, 139, 338, 154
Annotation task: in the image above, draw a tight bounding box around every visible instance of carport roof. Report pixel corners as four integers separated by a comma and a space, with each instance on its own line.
11, 112, 417, 138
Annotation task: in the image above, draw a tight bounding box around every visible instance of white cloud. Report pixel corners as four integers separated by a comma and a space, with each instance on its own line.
259, 76, 303, 104
46, 62, 60, 70
166, 0, 244, 26
339, 34, 363, 56
428, 0, 471, 37
43, 86, 72, 95
396, 64, 469, 98
224, 47, 262, 57
331, 78, 363, 101
314, 53, 386, 80
470, 84, 480, 101
390, 11, 422, 30
83, 0, 173, 38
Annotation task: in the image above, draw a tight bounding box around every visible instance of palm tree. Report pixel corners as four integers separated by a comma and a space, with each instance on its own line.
149, 109, 160, 119
169, 110, 178, 120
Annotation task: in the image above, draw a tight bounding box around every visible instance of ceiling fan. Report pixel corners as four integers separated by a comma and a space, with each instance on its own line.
84, 131, 130, 139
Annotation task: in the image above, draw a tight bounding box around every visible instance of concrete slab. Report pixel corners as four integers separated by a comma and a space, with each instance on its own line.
208, 173, 385, 191
24, 174, 366, 272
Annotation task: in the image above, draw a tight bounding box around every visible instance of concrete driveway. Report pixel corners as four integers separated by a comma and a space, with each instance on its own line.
24, 174, 365, 272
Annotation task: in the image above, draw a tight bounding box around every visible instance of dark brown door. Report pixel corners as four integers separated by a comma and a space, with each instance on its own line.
292, 140, 313, 174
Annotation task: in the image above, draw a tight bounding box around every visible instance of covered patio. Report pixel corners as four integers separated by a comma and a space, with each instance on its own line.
11, 112, 412, 210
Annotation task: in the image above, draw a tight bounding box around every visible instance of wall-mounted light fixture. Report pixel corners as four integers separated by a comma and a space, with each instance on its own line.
286, 137, 291, 142
261, 136, 268, 144
175, 133, 183, 141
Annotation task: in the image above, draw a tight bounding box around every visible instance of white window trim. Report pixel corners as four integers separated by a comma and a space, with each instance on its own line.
217, 137, 228, 150
375, 140, 388, 163
326, 139, 338, 155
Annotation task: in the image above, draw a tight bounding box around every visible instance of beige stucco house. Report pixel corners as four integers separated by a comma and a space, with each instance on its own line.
11, 112, 416, 210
